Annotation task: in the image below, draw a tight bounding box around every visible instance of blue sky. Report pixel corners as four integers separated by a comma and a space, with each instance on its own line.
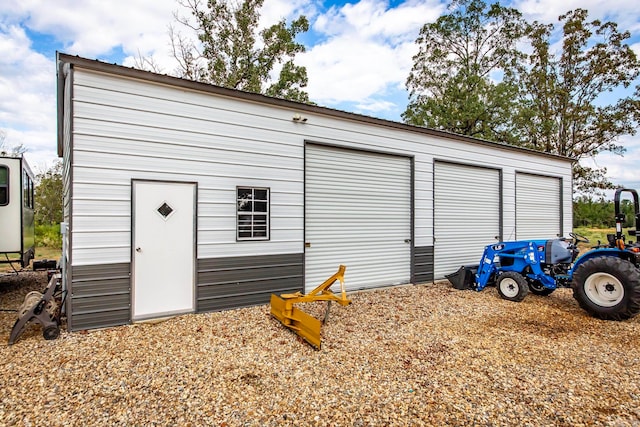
1, 0, 639, 190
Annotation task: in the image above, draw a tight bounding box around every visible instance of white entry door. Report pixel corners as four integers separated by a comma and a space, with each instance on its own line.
133, 181, 195, 320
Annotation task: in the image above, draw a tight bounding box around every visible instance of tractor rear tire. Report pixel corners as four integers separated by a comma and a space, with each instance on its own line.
497, 272, 529, 302
572, 257, 640, 321
528, 280, 555, 296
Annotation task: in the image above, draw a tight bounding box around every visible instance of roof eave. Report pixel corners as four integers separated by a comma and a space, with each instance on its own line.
55, 53, 574, 164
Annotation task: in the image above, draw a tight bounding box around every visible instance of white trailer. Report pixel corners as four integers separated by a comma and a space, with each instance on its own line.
0, 157, 35, 267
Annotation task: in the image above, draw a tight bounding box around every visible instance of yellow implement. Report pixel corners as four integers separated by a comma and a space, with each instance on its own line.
270, 265, 350, 349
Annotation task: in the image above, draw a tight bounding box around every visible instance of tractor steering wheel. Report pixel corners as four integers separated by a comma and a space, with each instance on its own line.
569, 232, 590, 244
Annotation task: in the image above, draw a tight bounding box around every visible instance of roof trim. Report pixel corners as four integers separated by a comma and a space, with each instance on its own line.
56, 52, 573, 163
0, 156, 34, 178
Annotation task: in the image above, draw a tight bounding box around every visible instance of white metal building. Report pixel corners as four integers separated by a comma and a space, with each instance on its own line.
56, 53, 574, 331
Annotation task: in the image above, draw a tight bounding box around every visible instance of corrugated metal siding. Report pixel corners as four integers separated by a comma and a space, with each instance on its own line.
197, 253, 303, 312
434, 162, 501, 279
413, 246, 434, 283
62, 69, 73, 315
69, 70, 303, 266
69, 263, 131, 331
516, 173, 562, 239
67, 68, 574, 266
305, 145, 411, 291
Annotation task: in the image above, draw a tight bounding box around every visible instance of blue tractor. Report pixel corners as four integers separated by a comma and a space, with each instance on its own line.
447, 188, 640, 320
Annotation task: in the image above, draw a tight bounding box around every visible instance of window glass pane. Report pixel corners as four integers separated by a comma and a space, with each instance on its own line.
238, 214, 252, 225
29, 180, 34, 208
254, 189, 268, 200
238, 199, 253, 211
254, 201, 267, 213
238, 228, 252, 237
253, 214, 267, 223
23, 172, 28, 208
0, 167, 7, 205
237, 188, 253, 211
253, 229, 267, 238
237, 188, 253, 200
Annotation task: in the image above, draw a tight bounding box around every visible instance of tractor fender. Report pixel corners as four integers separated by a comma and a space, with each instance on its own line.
571, 248, 632, 274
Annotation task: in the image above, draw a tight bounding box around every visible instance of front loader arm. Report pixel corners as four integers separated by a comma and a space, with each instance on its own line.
475, 241, 554, 290
475, 245, 499, 291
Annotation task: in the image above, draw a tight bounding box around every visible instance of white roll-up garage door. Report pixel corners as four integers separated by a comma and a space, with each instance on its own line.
305, 144, 411, 292
434, 162, 501, 279
516, 173, 561, 240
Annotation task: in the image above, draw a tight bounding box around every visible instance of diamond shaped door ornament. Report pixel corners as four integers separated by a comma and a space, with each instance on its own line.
157, 202, 174, 220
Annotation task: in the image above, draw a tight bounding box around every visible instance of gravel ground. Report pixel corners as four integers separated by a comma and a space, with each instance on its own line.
1, 271, 639, 426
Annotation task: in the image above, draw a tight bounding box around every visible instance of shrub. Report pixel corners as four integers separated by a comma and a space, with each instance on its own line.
36, 223, 62, 249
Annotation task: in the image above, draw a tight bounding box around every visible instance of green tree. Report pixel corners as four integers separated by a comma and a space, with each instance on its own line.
573, 196, 635, 228
573, 196, 614, 228
35, 161, 63, 225
171, 0, 310, 102
403, 0, 527, 142
511, 9, 640, 193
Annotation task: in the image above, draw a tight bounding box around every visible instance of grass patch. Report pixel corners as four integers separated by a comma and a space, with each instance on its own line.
35, 246, 61, 261
573, 226, 612, 246
573, 226, 637, 252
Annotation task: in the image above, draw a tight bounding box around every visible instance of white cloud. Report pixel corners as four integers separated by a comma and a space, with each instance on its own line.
261, 0, 315, 26
301, 0, 443, 106
10, 128, 59, 175
355, 99, 398, 112
300, 37, 406, 102
514, 0, 640, 31
580, 135, 640, 191
315, 0, 442, 41
0, 24, 57, 169
9, 0, 176, 58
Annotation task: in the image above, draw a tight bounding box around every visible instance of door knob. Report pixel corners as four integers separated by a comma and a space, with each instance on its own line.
136, 247, 142, 253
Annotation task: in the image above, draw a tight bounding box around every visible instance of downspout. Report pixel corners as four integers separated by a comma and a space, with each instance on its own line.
55, 53, 69, 310
56, 52, 66, 158
60, 222, 68, 314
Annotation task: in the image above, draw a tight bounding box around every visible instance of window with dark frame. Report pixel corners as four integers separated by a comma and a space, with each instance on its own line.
23, 170, 30, 209
0, 166, 8, 206
21, 169, 34, 209
237, 187, 270, 240
29, 177, 34, 209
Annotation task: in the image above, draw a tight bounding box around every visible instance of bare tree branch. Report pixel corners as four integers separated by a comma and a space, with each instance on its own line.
132, 50, 164, 74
